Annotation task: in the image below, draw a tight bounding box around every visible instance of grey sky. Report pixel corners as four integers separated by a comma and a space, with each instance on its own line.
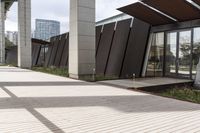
5, 0, 137, 33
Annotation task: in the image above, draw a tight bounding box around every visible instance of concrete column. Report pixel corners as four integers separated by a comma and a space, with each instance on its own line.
18, 0, 32, 68
0, 1, 5, 64
69, 0, 96, 80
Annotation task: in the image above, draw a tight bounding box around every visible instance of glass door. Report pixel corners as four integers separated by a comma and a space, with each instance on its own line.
165, 32, 177, 77
165, 30, 192, 79
178, 30, 192, 78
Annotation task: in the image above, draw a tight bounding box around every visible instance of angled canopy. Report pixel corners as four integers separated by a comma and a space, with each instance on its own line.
142, 0, 200, 22
193, 0, 200, 5
118, 2, 175, 26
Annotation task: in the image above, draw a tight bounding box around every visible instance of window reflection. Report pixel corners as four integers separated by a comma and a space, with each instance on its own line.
193, 28, 200, 78
165, 32, 177, 76
178, 31, 191, 77
146, 32, 164, 77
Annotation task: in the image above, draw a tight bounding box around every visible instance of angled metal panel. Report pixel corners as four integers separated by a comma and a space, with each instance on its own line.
54, 34, 66, 67
121, 19, 150, 78
60, 33, 69, 68
143, 0, 200, 22
118, 2, 174, 26
96, 22, 115, 75
44, 38, 54, 67
96, 25, 102, 53
32, 45, 41, 66
48, 36, 60, 66
105, 19, 132, 77
193, 0, 200, 5
6, 46, 17, 65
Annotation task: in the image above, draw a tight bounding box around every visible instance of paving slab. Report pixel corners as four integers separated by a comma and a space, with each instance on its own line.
0, 66, 199, 133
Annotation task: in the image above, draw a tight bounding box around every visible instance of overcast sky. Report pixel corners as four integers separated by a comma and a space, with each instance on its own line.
5, 0, 137, 33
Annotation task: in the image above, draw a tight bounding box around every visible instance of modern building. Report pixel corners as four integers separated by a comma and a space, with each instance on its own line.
34, 19, 60, 41
6, 31, 18, 45
2, 0, 200, 81
117, 0, 200, 80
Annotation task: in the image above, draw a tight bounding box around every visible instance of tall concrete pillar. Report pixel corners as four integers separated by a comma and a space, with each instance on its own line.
0, 1, 5, 64
69, 0, 96, 79
18, 0, 32, 68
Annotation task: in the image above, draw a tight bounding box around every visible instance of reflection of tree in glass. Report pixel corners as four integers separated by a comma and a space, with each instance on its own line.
179, 43, 191, 65
193, 42, 200, 66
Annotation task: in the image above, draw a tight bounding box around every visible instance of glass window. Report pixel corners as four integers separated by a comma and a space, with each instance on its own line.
146, 32, 164, 77
178, 31, 191, 77
165, 32, 177, 76
193, 28, 200, 78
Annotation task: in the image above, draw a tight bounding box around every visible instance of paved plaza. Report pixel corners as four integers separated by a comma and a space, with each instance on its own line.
0, 66, 200, 133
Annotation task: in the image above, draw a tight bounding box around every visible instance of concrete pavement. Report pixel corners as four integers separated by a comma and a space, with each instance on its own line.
0, 66, 200, 133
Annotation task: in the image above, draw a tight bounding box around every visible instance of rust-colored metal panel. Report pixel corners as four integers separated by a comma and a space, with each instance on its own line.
143, 0, 200, 21
118, 2, 174, 26
54, 34, 66, 67
96, 22, 115, 75
193, 0, 200, 5
60, 33, 69, 68
121, 19, 150, 78
96, 25, 102, 53
105, 19, 132, 77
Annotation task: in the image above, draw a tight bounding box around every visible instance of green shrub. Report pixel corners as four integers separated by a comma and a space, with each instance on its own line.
160, 86, 200, 104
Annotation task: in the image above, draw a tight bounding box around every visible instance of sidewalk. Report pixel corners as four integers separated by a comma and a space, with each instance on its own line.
0, 66, 200, 133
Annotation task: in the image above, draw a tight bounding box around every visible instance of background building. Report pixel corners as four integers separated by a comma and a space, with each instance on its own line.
6, 31, 18, 45
34, 19, 60, 41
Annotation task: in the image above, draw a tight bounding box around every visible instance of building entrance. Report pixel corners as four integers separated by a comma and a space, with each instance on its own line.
166, 30, 192, 79
146, 28, 200, 79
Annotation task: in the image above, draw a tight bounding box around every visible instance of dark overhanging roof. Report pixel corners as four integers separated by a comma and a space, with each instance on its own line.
118, 2, 175, 26
193, 0, 200, 5
118, 0, 200, 26
142, 0, 200, 22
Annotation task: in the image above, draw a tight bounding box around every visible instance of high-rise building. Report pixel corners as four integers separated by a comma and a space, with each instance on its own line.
6, 31, 18, 45
34, 19, 60, 41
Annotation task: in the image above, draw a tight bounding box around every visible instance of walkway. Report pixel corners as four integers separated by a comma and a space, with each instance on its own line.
0, 66, 200, 133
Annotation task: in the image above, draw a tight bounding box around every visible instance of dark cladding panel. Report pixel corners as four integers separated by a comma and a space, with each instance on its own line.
6, 46, 17, 65
143, 0, 200, 22
60, 33, 69, 67
118, 2, 174, 26
44, 45, 53, 67
44, 38, 54, 67
32, 45, 36, 65
96, 22, 115, 75
48, 36, 60, 66
54, 34, 66, 67
121, 18, 150, 78
96, 25, 102, 51
105, 19, 132, 77
193, 0, 200, 5
32, 45, 41, 66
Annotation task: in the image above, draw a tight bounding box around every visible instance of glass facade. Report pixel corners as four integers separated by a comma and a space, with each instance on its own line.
146, 27, 200, 79
166, 32, 177, 76
178, 31, 191, 77
35, 19, 60, 41
146, 32, 164, 77
193, 28, 200, 78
